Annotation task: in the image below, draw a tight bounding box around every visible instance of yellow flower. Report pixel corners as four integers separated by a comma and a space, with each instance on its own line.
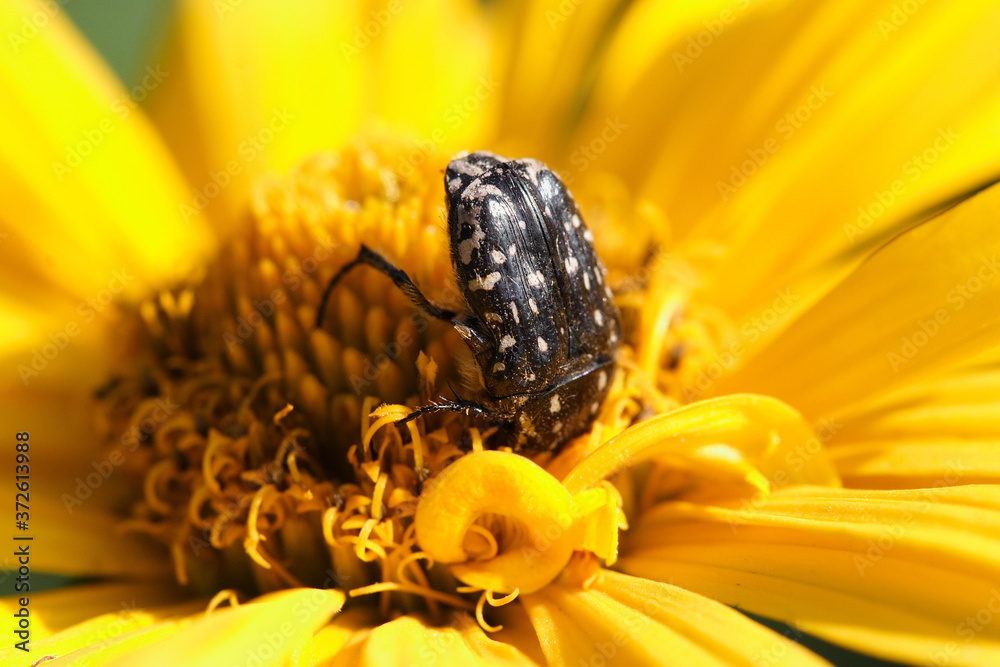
3, 1, 1000, 666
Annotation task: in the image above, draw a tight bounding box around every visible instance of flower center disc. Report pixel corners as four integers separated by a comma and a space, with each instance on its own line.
95, 143, 485, 602
93, 139, 718, 620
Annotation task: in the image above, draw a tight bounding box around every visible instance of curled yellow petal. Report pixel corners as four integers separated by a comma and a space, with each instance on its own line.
572, 483, 627, 566
563, 394, 840, 495
415, 450, 582, 594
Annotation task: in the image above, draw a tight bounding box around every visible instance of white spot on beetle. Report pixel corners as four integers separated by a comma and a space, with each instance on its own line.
508, 244, 517, 257
550, 395, 561, 413
451, 159, 485, 177
537, 337, 548, 352
591, 402, 599, 414
527, 373, 536, 381
458, 229, 486, 265
598, 371, 607, 390
485, 312, 502, 324
527, 270, 545, 287
499, 335, 516, 352
469, 272, 501, 291
528, 298, 539, 314
493, 362, 506, 373
594, 310, 604, 326
518, 220, 527, 229
572, 213, 582, 228
447, 177, 462, 194
510, 302, 520, 324
468, 182, 504, 200
551, 421, 563, 434
520, 159, 545, 184
594, 267, 603, 284
491, 249, 506, 264
583, 228, 594, 242
565, 256, 579, 275
583, 273, 591, 290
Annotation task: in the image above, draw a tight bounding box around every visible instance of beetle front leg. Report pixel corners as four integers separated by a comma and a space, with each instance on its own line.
397, 396, 492, 424
316, 244, 460, 328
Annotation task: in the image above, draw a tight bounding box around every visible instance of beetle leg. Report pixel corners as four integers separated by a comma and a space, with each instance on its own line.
316, 244, 460, 328
397, 396, 490, 424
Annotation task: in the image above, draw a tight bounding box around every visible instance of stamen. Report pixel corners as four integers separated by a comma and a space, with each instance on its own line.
476, 588, 519, 633
143, 460, 177, 515
206, 590, 242, 613
348, 581, 474, 611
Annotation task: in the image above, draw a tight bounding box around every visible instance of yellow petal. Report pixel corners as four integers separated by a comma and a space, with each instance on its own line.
828, 366, 1000, 486
0, 380, 100, 461
0, 493, 172, 579
147, 0, 365, 229
415, 450, 581, 594
291, 607, 378, 666
22, 616, 184, 666
0, 0, 214, 317
491, 0, 629, 161
100, 588, 344, 667
149, 0, 493, 231
830, 440, 1000, 489
523, 569, 831, 666
562, 394, 840, 495
833, 365, 1000, 440
365, 0, 496, 151
1, 382, 165, 580
716, 182, 1000, 419
0, 581, 194, 643
621, 485, 1000, 666
574, 0, 1000, 330
329, 614, 539, 666
0, 311, 112, 392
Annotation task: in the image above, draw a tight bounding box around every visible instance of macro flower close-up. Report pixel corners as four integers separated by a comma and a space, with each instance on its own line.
4, 0, 1000, 665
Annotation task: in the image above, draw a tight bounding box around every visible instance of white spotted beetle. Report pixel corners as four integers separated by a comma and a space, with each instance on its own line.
317, 151, 621, 451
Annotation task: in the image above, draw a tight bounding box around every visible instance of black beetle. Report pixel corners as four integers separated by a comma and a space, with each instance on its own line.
317, 151, 621, 451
